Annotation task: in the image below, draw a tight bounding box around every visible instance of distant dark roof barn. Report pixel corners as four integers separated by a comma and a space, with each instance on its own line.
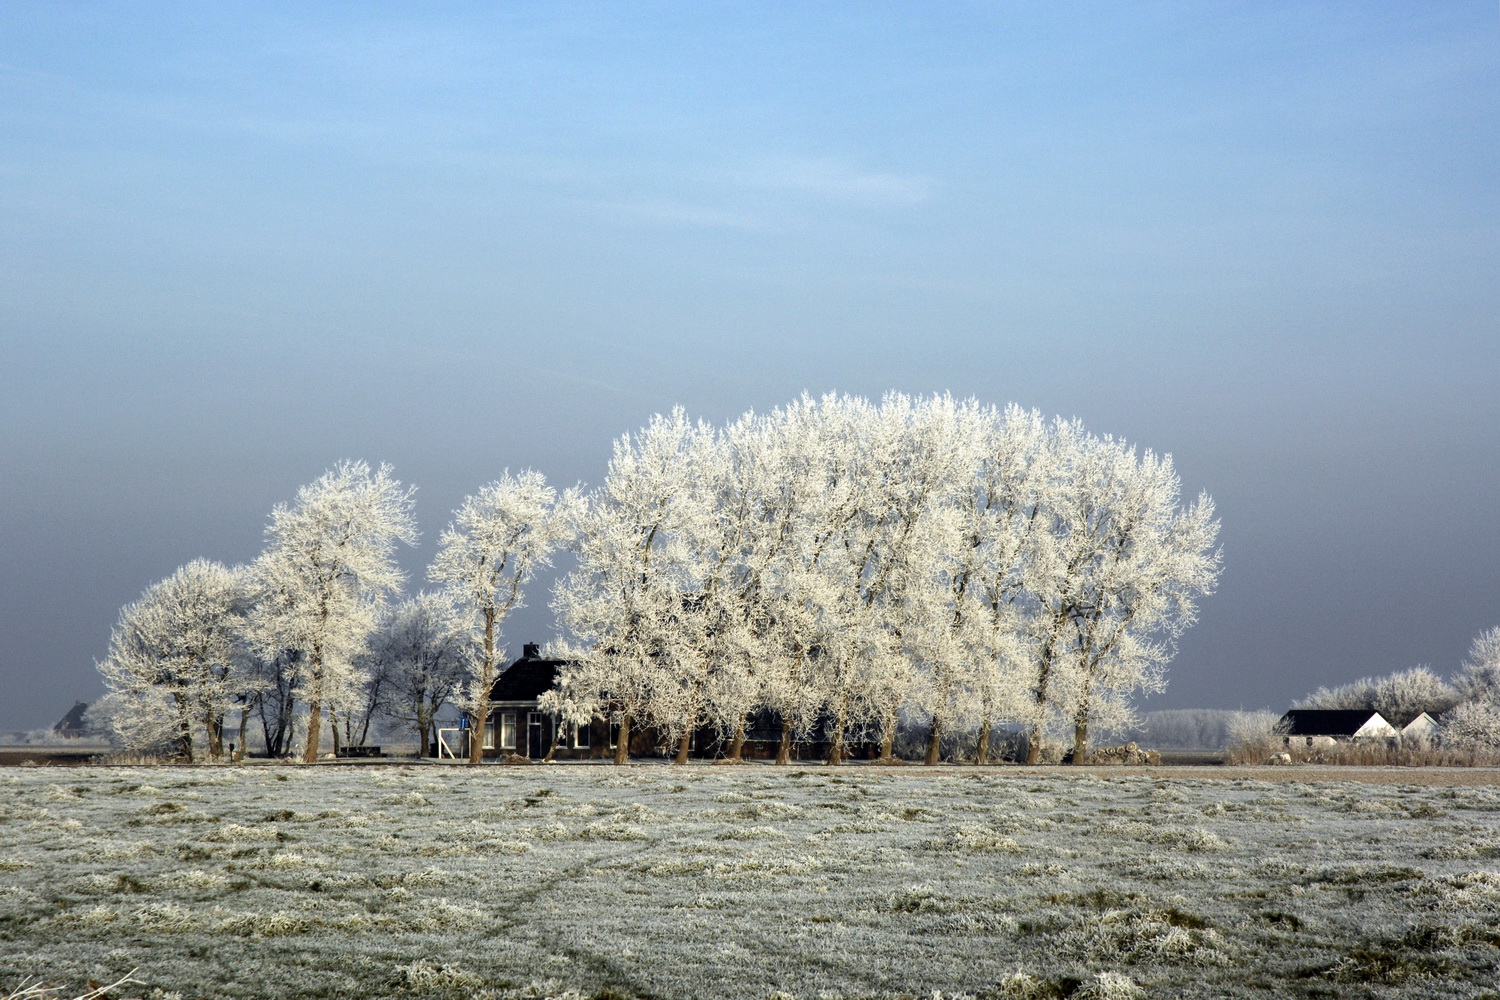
53, 700, 89, 736
1278, 709, 1393, 738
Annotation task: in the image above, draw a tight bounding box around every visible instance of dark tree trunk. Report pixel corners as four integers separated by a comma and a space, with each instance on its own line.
726, 716, 747, 761
976, 717, 993, 765
826, 706, 847, 766
613, 714, 631, 765
471, 606, 497, 765
674, 730, 692, 765
924, 713, 942, 765
1025, 722, 1042, 765
879, 709, 897, 759
206, 711, 224, 761
236, 701, 250, 761
1072, 717, 1089, 765
169, 689, 194, 763
775, 716, 794, 765
302, 649, 325, 762
542, 720, 564, 763
1025, 633, 1058, 766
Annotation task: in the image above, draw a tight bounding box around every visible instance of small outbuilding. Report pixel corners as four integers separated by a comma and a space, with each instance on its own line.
1278, 709, 1399, 749
1399, 711, 1440, 745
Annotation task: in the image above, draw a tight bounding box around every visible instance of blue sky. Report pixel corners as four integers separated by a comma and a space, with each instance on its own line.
2, 2, 1497, 731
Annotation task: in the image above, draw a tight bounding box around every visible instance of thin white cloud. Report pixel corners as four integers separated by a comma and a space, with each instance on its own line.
738, 156, 933, 206
581, 157, 934, 232
594, 197, 768, 231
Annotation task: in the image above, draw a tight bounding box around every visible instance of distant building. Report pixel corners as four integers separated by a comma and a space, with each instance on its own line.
467, 642, 879, 762
1278, 709, 1398, 748
52, 701, 90, 739
480, 643, 605, 759
1399, 712, 1440, 745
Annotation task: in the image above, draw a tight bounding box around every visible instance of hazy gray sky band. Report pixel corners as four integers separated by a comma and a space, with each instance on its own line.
1, 3, 1496, 729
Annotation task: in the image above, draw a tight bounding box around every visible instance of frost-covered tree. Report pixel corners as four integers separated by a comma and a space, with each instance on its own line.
362, 593, 470, 756
1454, 627, 1500, 704
633, 420, 739, 764
725, 399, 851, 763
83, 690, 180, 756
1130, 708, 1274, 750
770, 396, 888, 765
1295, 666, 1459, 725
850, 394, 979, 762
921, 403, 1054, 764
1442, 628, 1500, 751
1373, 667, 1460, 725
1029, 429, 1221, 764
1441, 698, 1500, 751
429, 471, 579, 764
96, 559, 251, 761
551, 411, 711, 763
1294, 677, 1379, 712
250, 461, 418, 762
553, 393, 1221, 766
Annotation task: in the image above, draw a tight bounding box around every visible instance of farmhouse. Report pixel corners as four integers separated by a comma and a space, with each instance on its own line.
474, 642, 881, 762
481, 643, 607, 760
1278, 709, 1399, 748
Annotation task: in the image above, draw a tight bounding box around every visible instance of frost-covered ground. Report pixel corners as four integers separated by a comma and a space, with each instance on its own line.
4, 765, 1500, 1000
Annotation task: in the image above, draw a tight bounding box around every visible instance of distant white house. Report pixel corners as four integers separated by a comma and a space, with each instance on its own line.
1278, 709, 1399, 749
1399, 712, 1440, 745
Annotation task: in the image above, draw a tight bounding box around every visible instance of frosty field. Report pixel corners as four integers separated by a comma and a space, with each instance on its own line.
4, 765, 1500, 1000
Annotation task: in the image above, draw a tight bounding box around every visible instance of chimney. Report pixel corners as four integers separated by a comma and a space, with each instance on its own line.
523, 642, 540, 659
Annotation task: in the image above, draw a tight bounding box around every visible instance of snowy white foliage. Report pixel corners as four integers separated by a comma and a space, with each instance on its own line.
2, 767, 1499, 999
1454, 628, 1500, 704
92, 396, 1225, 767
428, 470, 580, 763
96, 559, 252, 761
1294, 629, 1500, 752
1441, 699, 1500, 751
1296, 666, 1459, 725
248, 461, 418, 761
553, 394, 1221, 763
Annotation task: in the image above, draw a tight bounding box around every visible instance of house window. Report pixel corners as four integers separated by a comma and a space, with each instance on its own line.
500, 712, 517, 751
573, 722, 590, 750
483, 720, 495, 750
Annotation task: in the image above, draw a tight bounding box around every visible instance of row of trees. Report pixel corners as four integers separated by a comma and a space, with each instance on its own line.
95, 393, 1223, 765
96, 462, 573, 762
545, 393, 1221, 764
1292, 628, 1500, 749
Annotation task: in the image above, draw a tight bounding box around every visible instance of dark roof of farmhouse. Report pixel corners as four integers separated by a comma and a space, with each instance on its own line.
489, 643, 570, 702
1278, 709, 1386, 736
53, 700, 88, 733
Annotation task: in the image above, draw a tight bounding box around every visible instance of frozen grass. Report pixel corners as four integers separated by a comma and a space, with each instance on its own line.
3, 766, 1500, 999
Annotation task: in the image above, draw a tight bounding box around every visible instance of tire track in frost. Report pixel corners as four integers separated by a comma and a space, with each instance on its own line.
495, 838, 671, 999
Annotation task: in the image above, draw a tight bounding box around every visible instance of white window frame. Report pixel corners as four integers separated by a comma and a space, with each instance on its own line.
500, 712, 517, 751
573, 721, 590, 750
